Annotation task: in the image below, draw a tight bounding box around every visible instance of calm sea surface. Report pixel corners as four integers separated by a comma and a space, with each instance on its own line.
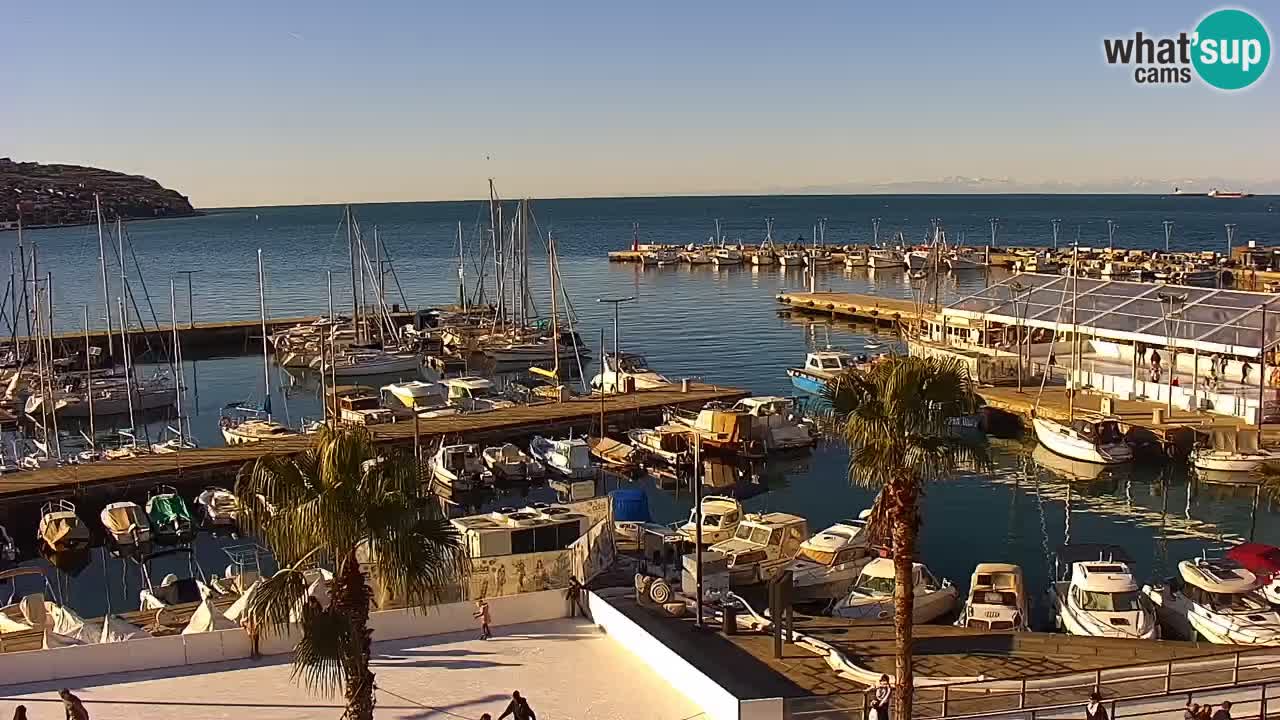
4, 194, 1280, 620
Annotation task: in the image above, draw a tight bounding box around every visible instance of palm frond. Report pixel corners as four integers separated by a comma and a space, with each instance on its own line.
290, 599, 352, 696
245, 566, 309, 636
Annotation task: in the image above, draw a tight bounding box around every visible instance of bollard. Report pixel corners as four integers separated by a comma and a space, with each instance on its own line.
682, 378, 689, 392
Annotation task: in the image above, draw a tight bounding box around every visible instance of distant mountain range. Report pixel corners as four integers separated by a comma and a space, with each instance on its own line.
767, 176, 1278, 195
0, 158, 197, 229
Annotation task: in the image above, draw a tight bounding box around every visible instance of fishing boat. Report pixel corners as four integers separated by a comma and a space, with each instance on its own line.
431, 443, 485, 492
627, 424, 692, 466
708, 512, 808, 586
777, 249, 808, 267
711, 247, 743, 266
905, 249, 931, 271
786, 349, 860, 395
1192, 428, 1280, 473
146, 485, 196, 545
590, 352, 671, 394
750, 249, 775, 266
843, 248, 868, 268
957, 563, 1029, 631
1032, 413, 1133, 465
100, 500, 153, 554
380, 379, 446, 409
588, 436, 638, 468
730, 396, 816, 452
482, 443, 544, 480
1145, 557, 1280, 644
947, 248, 986, 271
832, 558, 959, 622
867, 248, 905, 269
196, 486, 241, 531
529, 435, 593, 478
37, 500, 89, 554
682, 248, 714, 265
650, 248, 681, 266
677, 495, 744, 545
789, 513, 877, 602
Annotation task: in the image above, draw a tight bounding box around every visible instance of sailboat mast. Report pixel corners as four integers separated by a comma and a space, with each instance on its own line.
373, 226, 385, 347
346, 206, 360, 343
94, 194, 113, 355
84, 304, 95, 448
457, 221, 466, 312
45, 272, 59, 458
550, 230, 560, 380
1068, 242, 1080, 423
170, 281, 183, 446
257, 249, 272, 421
119, 296, 136, 431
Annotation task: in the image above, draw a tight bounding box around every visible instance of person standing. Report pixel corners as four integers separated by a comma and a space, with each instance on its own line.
1211, 700, 1232, 720
1184, 703, 1201, 720
474, 599, 492, 640
498, 691, 536, 720
1243, 361, 1253, 385
58, 689, 89, 720
12, 706, 27, 720
868, 675, 892, 720
1084, 691, 1108, 720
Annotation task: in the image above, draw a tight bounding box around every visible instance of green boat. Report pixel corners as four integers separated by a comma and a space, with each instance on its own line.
146, 485, 195, 544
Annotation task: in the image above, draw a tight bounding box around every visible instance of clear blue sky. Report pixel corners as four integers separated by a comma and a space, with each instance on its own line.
2, 1, 1275, 206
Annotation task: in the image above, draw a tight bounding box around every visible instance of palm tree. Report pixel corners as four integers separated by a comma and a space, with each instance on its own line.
823, 355, 987, 718
234, 426, 466, 720
1252, 461, 1280, 499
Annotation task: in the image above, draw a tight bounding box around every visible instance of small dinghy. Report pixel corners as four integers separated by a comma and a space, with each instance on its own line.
196, 486, 241, 532
37, 499, 90, 554
588, 436, 638, 469
100, 500, 153, 555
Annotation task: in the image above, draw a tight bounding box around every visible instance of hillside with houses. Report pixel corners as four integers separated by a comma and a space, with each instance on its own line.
0, 158, 197, 229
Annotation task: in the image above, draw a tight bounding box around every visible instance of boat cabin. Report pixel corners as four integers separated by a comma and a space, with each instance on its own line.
795, 519, 871, 568
732, 396, 796, 418
332, 386, 394, 425
961, 563, 1027, 631
445, 377, 498, 402
710, 513, 808, 569
605, 352, 653, 374
439, 444, 482, 475
450, 505, 591, 558
854, 558, 942, 596
1071, 417, 1125, 445
1173, 559, 1269, 612
803, 350, 855, 376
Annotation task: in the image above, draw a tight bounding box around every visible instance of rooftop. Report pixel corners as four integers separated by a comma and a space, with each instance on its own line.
0, 618, 701, 720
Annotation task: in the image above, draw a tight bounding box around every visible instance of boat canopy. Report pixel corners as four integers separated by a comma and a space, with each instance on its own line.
946, 272, 1280, 358
1179, 559, 1262, 593
1227, 543, 1280, 577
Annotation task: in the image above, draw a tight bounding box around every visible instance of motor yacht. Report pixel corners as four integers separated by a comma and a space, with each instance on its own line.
1049, 544, 1157, 639
957, 563, 1029, 631
707, 512, 808, 586
1031, 412, 1133, 465
1145, 557, 1280, 644
677, 495, 743, 545
627, 424, 692, 466
590, 352, 671, 394
832, 558, 958, 622
529, 435, 593, 478
482, 443, 544, 480
430, 443, 485, 492
789, 513, 877, 602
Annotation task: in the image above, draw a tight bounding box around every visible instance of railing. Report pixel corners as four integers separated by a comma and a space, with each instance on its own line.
780, 646, 1280, 720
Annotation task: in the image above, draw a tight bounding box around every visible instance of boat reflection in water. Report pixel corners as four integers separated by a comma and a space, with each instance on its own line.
1032, 444, 1130, 488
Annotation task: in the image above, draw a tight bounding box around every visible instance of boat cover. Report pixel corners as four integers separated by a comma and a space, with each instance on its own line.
200, 489, 240, 518
102, 504, 147, 535
40, 512, 86, 548
148, 494, 193, 528
183, 597, 238, 634
612, 488, 651, 522
1227, 543, 1280, 576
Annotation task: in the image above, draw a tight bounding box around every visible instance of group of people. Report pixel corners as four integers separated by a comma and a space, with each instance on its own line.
1185, 699, 1233, 720
10, 689, 90, 720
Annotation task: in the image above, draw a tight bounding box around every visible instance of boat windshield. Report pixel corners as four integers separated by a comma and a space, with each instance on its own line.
1078, 589, 1143, 612
1206, 591, 1269, 613
703, 513, 723, 527
798, 547, 836, 566
854, 575, 895, 596
819, 358, 844, 370
734, 524, 772, 545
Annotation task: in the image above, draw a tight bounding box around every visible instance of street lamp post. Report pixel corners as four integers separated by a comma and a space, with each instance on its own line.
1009, 280, 1029, 392
1162, 220, 1175, 253
176, 270, 201, 329
597, 296, 637, 391
1157, 292, 1188, 414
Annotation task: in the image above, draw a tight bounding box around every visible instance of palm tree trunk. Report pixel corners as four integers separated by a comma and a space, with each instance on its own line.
890, 480, 918, 720
334, 550, 376, 720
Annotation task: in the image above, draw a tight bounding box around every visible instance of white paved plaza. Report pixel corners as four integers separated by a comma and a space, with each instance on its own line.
0, 619, 704, 720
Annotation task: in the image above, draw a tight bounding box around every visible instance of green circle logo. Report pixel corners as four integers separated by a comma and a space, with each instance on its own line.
1192, 9, 1271, 90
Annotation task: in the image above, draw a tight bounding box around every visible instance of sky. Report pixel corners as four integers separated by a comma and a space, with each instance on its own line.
2, 1, 1277, 207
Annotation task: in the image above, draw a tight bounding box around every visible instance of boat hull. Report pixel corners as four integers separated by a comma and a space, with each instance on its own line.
330, 356, 421, 378
1192, 450, 1279, 473
787, 368, 829, 396
1032, 417, 1132, 465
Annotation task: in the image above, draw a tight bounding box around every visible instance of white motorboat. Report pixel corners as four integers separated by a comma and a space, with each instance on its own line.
708, 513, 808, 586
380, 380, 446, 409
196, 486, 241, 530
787, 349, 861, 395
100, 500, 153, 552
591, 352, 671, 394
905, 249, 931, 270
221, 417, 299, 445
1144, 558, 1280, 644
443, 377, 515, 412
789, 513, 876, 602
832, 558, 959, 623
1050, 544, 1157, 639
1192, 429, 1280, 473
867, 248, 905, 269
482, 443, 544, 480
431, 444, 485, 492
322, 350, 421, 378
37, 499, 90, 553
1032, 413, 1133, 465
730, 396, 815, 452
843, 248, 868, 268
529, 435, 593, 478
711, 247, 743, 266
750, 249, 775, 266
627, 424, 692, 466
650, 249, 681, 266
777, 250, 808, 267
958, 563, 1029, 631
677, 495, 744, 545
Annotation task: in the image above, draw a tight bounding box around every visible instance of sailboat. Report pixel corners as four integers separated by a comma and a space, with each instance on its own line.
1031, 245, 1134, 465
222, 250, 299, 445
751, 218, 777, 265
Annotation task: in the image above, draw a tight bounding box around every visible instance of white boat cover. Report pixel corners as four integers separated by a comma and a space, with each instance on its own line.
222, 579, 261, 623
183, 597, 239, 634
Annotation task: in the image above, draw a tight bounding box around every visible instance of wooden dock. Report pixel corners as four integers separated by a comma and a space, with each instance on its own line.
775, 291, 933, 327
0, 383, 748, 500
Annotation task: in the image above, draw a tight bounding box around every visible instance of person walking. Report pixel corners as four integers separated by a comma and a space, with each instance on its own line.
498, 691, 536, 720
12, 706, 27, 720
867, 674, 892, 720
474, 599, 492, 640
1243, 361, 1253, 385
1084, 691, 1108, 720
58, 689, 89, 720
1211, 700, 1232, 720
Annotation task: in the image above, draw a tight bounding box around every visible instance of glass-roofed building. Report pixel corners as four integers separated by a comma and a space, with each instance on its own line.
911, 273, 1280, 422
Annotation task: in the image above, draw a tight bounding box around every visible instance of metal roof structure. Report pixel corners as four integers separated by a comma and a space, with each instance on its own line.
945, 273, 1280, 358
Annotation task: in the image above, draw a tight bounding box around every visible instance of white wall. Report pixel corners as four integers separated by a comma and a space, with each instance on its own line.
587, 591, 755, 720
0, 589, 570, 688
